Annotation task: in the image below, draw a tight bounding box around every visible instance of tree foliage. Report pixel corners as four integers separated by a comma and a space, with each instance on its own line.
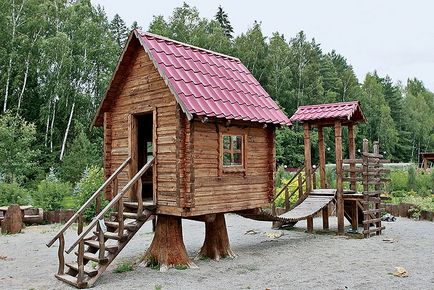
0, 1, 432, 199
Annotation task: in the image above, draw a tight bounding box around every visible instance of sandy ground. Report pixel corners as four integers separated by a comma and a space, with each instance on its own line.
1, 215, 434, 290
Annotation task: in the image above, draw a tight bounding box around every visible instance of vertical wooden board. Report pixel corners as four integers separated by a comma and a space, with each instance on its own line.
128, 114, 138, 201
348, 124, 356, 191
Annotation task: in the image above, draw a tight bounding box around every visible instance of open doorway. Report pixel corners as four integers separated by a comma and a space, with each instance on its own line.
136, 113, 154, 203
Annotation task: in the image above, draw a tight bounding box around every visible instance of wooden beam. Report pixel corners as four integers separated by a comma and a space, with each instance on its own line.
306, 216, 313, 233
318, 125, 326, 189
334, 121, 344, 234
303, 123, 312, 195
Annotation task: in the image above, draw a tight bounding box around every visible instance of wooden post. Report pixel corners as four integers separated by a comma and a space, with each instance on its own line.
306, 216, 313, 233
334, 121, 344, 234
57, 233, 65, 275
297, 174, 303, 200
322, 206, 329, 230
303, 123, 312, 195
362, 139, 369, 238
312, 169, 317, 189
318, 125, 326, 189
284, 187, 290, 211
128, 114, 138, 201
348, 124, 356, 191
373, 141, 382, 235
137, 178, 143, 216
77, 214, 85, 285
351, 200, 358, 232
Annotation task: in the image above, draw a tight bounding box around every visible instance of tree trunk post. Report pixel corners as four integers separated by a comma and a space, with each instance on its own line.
197, 213, 235, 261
143, 215, 196, 271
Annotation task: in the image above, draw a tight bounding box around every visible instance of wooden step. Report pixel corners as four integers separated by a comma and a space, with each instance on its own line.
363, 218, 382, 224
55, 274, 87, 288
362, 226, 385, 234
84, 240, 118, 254
94, 230, 128, 241
75, 251, 108, 264
105, 221, 138, 231
65, 262, 98, 277
113, 211, 141, 220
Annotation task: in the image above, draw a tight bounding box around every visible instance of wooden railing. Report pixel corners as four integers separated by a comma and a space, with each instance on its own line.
65, 157, 154, 253
271, 165, 319, 215
46, 156, 153, 284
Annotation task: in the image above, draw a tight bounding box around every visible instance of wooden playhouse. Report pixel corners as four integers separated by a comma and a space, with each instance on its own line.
47, 30, 291, 288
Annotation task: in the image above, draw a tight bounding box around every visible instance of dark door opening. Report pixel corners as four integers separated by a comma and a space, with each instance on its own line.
136, 113, 153, 203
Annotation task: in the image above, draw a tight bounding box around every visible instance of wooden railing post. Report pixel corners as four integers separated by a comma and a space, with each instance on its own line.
77, 214, 85, 285
297, 174, 303, 200
97, 221, 105, 260
137, 178, 143, 217
57, 233, 65, 275
284, 187, 290, 211
312, 168, 317, 189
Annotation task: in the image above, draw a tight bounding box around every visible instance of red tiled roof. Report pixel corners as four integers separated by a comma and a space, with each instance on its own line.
135, 31, 291, 126
289, 101, 366, 124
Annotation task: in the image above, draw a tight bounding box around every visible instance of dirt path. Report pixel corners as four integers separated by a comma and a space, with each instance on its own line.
1, 215, 433, 290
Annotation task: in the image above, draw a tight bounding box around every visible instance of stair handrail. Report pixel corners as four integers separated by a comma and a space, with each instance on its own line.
65, 156, 155, 254
46, 156, 131, 248
271, 166, 305, 203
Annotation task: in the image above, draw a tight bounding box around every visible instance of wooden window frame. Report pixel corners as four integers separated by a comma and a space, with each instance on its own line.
220, 133, 247, 174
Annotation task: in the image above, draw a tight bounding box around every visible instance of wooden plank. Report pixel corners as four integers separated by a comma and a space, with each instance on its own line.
317, 125, 326, 189
303, 123, 312, 194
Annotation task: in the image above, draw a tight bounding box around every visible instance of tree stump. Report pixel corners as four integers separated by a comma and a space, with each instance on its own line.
197, 213, 235, 261
1, 205, 23, 234
142, 215, 196, 271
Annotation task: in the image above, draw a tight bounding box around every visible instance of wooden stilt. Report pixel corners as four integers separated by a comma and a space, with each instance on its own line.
351, 200, 358, 232
322, 206, 329, 230
303, 123, 312, 195
306, 216, 313, 233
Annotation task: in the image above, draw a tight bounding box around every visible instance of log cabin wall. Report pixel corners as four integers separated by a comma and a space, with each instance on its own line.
105, 40, 179, 213
186, 120, 274, 216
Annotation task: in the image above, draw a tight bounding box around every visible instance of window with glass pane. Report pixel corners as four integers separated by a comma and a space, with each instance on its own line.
222, 135, 243, 166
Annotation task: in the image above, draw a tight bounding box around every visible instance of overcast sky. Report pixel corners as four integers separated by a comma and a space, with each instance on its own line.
91, 0, 434, 91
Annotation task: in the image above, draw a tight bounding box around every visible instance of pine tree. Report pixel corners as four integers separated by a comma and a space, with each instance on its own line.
215, 5, 234, 39
110, 13, 128, 49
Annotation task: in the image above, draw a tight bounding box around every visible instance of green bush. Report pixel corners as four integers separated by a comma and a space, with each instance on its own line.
74, 166, 105, 221
0, 182, 31, 206
274, 174, 306, 207
407, 167, 417, 191
32, 169, 72, 210
389, 170, 408, 192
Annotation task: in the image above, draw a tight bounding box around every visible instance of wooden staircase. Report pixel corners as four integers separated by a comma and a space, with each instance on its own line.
47, 157, 155, 288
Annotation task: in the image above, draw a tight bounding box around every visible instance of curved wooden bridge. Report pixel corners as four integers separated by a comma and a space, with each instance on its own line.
237, 189, 336, 228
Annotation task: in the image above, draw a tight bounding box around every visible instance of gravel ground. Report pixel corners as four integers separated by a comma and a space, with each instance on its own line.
1, 215, 433, 290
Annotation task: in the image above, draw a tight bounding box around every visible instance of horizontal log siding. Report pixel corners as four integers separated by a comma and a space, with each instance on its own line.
188, 120, 271, 215
108, 46, 178, 209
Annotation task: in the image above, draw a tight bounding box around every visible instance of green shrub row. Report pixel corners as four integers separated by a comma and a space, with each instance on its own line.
0, 166, 103, 218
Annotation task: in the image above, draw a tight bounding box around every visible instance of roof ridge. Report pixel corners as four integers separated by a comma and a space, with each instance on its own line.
298, 101, 359, 109
138, 30, 241, 62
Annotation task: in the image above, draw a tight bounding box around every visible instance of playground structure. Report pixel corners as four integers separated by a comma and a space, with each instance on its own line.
46, 31, 389, 288
420, 152, 434, 170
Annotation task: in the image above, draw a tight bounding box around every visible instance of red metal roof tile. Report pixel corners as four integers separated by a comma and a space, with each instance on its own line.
289, 101, 366, 124
136, 31, 291, 126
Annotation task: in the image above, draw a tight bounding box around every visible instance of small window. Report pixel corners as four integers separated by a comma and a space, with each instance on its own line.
222, 135, 243, 166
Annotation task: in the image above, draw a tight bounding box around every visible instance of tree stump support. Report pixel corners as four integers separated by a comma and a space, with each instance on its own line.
1, 204, 23, 234
196, 213, 235, 261
142, 215, 196, 271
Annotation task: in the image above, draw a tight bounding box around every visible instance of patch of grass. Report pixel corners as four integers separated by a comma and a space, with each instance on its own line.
174, 264, 188, 270
147, 257, 160, 270
113, 261, 133, 273
198, 255, 210, 261
154, 284, 162, 290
